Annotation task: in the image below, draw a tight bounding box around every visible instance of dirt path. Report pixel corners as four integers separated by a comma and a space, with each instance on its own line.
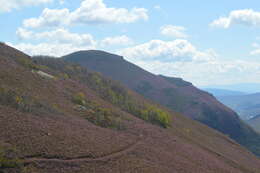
23, 136, 143, 165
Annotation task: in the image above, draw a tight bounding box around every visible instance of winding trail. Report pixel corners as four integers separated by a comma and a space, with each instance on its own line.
23, 136, 144, 165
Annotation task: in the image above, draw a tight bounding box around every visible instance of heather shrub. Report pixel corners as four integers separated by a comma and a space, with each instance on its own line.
73, 97, 125, 130
16, 57, 39, 70
139, 105, 171, 128
0, 87, 57, 114
0, 146, 21, 169
72, 92, 86, 106
34, 58, 172, 128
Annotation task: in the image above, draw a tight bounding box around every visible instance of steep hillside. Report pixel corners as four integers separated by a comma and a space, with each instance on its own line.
218, 93, 260, 120
248, 115, 260, 133
64, 50, 260, 157
1, 44, 260, 173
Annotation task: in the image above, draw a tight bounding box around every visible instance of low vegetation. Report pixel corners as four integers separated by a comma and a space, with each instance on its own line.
34, 57, 172, 128
86, 73, 171, 128
0, 145, 21, 169
74, 72, 171, 128
0, 87, 57, 115
16, 57, 39, 70
72, 92, 87, 106
72, 92, 125, 130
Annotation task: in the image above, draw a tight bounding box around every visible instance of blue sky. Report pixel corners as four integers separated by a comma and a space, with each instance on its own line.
1, 0, 260, 86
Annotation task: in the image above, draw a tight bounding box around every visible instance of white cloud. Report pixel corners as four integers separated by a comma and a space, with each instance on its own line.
118, 39, 260, 86
23, 8, 71, 28
0, 0, 53, 12
154, 5, 161, 10
100, 35, 133, 47
119, 39, 215, 63
13, 28, 136, 56
134, 60, 260, 86
13, 28, 96, 56
250, 49, 260, 55
160, 25, 188, 38
16, 28, 96, 46
9, 42, 95, 57
250, 42, 260, 55
16, 28, 33, 40
210, 9, 260, 28
23, 0, 148, 28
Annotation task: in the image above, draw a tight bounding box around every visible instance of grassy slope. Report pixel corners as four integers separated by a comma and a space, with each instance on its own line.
0, 44, 260, 173
63, 50, 260, 157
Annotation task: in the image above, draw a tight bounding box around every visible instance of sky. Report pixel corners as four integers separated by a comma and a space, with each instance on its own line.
1, 0, 260, 87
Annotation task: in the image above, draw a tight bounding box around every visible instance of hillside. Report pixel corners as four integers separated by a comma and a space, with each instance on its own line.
203, 88, 246, 97
1, 44, 260, 172
217, 93, 260, 120
248, 115, 260, 133
64, 50, 260, 157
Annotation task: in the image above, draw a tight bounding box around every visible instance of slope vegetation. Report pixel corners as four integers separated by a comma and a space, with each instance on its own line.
64, 50, 260, 156
1, 43, 260, 173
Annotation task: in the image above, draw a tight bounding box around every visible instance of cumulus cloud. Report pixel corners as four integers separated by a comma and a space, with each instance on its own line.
9, 42, 95, 57
210, 9, 260, 28
0, 0, 53, 12
134, 59, 260, 86
160, 25, 188, 38
119, 39, 215, 62
118, 39, 260, 86
16, 28, 96, 46
13, 28, 96, 56
23, 8, 71, 28
13, 27, 135, 56
23, 0, 148, 28
100, 35, 133, 47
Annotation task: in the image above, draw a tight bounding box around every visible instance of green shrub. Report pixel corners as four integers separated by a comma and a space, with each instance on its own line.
74, 98, 125, 130
0, 146, 21, 169
33, 58, 172, 128
89, 107, 124, 130
82, 72, 172, 128
0, 88, 16, 106
72, 92, 86, 106
16, 57, 39, 70
0, 87, 58, 114
139, 105, 171, 128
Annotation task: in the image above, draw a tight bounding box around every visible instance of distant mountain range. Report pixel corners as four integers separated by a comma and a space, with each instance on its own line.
216, 93, 260, 120
203, 83, 260, 93
204, 88, 260, 132
63, 50, 260, 157
248, 115, 260, 133
203, 88, 246, 97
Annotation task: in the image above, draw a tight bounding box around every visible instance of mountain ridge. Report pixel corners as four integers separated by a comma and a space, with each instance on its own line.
63, 50, 260, 156
1, 44, 260, 172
